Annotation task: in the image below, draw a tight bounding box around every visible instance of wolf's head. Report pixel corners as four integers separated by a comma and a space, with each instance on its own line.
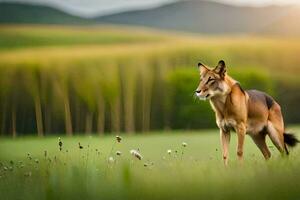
195, 60, 231, 100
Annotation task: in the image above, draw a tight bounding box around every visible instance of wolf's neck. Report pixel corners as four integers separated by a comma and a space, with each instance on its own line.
210, 96, 227, 116
224, 75, 238, 89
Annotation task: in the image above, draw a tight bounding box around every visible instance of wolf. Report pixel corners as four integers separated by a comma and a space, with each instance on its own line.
195, 60, 299, 165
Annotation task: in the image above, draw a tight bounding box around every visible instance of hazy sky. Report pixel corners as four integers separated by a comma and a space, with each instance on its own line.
2, 0, 300, 17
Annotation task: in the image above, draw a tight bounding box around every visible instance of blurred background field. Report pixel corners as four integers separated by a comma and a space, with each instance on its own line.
1, 25, 300, 136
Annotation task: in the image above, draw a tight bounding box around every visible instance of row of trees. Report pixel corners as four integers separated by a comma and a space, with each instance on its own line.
0, 53, 176, 136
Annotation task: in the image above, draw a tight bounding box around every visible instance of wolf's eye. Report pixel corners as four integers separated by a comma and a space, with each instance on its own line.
205, 77, 215, 84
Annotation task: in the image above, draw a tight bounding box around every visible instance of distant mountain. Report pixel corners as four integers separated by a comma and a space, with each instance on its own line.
1, 1, 300, 35
95, 0, 299, 35
0, 2, 91, 24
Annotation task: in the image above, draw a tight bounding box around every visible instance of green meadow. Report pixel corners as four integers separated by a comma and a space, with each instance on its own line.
1, 127, 300, 200
1, 25, 300, 200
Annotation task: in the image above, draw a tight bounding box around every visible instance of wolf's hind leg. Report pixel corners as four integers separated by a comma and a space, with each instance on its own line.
251, 133, 271, 160
267, 103, 286, 155
267, 121, 285, 154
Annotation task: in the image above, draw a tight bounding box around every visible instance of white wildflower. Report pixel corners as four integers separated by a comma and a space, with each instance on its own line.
130, 149, 143, 160
108, 156, 115, 163
167, 149, 172, 154
182, 142, 187, 147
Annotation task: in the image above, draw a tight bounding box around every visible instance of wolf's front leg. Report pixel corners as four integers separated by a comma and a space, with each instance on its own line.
220, 129, 230, 166
236, 123, 246, 162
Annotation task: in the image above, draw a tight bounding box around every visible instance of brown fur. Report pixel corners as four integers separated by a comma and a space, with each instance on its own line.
195, 60, 298, 165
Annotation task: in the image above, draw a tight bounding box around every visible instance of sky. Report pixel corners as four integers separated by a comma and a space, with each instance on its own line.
1, 0, 300, 17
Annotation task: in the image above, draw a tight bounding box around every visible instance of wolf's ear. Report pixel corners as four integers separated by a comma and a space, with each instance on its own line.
214, 60, 226, 78
198, 62, 209, 74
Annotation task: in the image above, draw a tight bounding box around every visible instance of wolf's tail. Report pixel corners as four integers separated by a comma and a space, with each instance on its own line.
284, 133, 299, 147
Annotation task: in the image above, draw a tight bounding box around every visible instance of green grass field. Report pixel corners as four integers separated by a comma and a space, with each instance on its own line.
1, 24, 300, 199
1, 127, 300, 200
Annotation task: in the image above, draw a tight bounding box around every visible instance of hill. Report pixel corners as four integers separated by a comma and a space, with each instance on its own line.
0, 2, 90, 24
1, 1, 300, 35
96, 0, 299, 35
